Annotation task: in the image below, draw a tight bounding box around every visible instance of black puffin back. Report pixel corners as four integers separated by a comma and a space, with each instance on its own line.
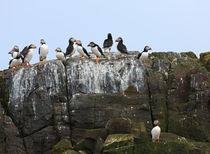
103, 33, 113, 48
66, 40, 74, 56
117, 40, 128, 54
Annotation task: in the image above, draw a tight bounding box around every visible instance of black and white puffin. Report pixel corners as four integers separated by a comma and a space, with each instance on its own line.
21, 44, 37, 66
137, 46, 152, 66
151, 120, 161, 143
87, 42, 105, 62
55, 47, 66, 61
8, 45, 19, 59
115, 37, 129, 58
9, 53, 23, 70
76, 40, 90, 61
39, 39, 48, 62
66, 37, 77, 58
103, 33, 113, 54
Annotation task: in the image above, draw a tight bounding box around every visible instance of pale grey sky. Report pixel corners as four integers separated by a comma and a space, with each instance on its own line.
1, 0, 210, 70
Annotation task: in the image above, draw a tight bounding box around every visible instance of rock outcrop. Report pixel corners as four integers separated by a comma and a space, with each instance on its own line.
0, 51, 209, 154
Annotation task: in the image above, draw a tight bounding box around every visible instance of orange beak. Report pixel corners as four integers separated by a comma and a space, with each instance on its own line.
149, 48, 152, 50
54, 49, 57, 52
115, 40, 118, 42
87, 44, 90, 47
34, 46, 37, 48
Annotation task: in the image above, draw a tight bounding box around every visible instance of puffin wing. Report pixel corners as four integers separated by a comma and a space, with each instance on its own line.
97, 45, 105, 57
137, 52, 142, 59
103, 39, 113, 48
21, 46, 29, 58
39, 47, 41, 55
118, 43, 128, 54
66, 45, 73, 56
82, 47, 90, 57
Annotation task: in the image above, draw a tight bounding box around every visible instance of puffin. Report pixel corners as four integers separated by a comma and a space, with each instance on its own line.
137, 46, 152, 66
66, 37, 77, 58
103, 33, 113, 54
9, 53, 23, 70
87, 42, 105, 62
20, 44, 37, 66
151, 120, 161, 143
8, 45, 19, 59
55, 48, 66, 61
39, 39, 48, 62
76, 40, 90, 61
115, 37, 129, 58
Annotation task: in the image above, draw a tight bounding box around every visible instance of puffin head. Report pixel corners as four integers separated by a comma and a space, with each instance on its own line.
87, 42, 95, 47
13, 45, 19, 51
115, 37, 123, 42
69, 37, 76, 43
76, 40, 82, 45
55, 47, 62, 52
40, 39, 46, 45
154, 120, 160, 126
29, 44, 37, 49
108, 33, 112, 39
144, 46, 152, 52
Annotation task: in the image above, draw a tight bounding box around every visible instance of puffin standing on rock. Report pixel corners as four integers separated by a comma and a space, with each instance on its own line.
103, 33, 113, 54
66, 37, 77, 58
9, 53, 23, 70
87, 42, 105, 62
55, 48, 66, 61
8, 45, 19, 59
137, 46, 152, 66
115, 37, 129, 58
76, 40, 90, 61
21, 44, 37, 66
39, 39, 48, 62
151, 120, 161, 143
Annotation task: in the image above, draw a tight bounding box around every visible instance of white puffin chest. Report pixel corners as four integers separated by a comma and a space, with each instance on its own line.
91, 46, 101, 57
10, 58, 22, 67
56, 52, 65, 61
151, 126, 161, 139
24, 49, 33, 62
77, 46, 85, 56
40, 44, 48, 57
11, 52, 18, 59
140, 52, 148, 60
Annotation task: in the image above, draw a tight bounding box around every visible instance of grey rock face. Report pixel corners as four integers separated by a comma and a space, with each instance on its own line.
0, 52, 209, 153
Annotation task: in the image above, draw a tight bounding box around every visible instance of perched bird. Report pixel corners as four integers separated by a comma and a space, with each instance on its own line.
151, 120, 161, 143
8, 45, 19, 59
76, 40, 90, 61
9, 53, 23, 70
66, 37, 77, 58
55, 48, 66, 61
137, 46, 152, 66
39, 39, 48, 62
115, 37, 128, 58
87, 42, 105, 62
103, 33, 113, 54
21, 44, 37, 66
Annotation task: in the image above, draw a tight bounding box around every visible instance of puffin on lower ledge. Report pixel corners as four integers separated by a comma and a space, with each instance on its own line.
137, 46, 152, 66
151, 120, 161, 143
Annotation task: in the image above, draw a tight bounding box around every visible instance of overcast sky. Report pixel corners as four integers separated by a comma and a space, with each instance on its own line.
0, 0, 210, 70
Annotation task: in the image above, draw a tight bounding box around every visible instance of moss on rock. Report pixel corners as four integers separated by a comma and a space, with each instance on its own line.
51, 139, 73, 154
103, 134, 134, 150
200, 51, 210, 71
61, 150, 79, 154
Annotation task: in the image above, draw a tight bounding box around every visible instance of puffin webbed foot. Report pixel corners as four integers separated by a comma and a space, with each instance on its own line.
95, 58, 99, 62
